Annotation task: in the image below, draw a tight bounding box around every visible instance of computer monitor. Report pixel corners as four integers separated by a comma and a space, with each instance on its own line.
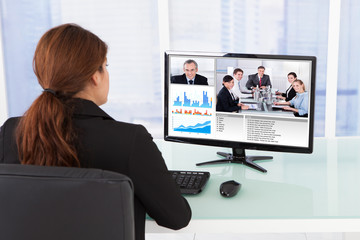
164, 51, 316, 173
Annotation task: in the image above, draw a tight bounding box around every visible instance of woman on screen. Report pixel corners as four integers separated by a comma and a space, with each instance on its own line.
216, 75, 249, 112
0, 23, 191, 240
274, 79, 308, 117
276, 72, 297, 101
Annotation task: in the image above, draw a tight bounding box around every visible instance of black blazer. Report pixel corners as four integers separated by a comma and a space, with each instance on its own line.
216, 86, 241, 112
246, 73, 272, 89
171, 73, 208, 85
282, 86, 296, 101
0, 98, 191, 240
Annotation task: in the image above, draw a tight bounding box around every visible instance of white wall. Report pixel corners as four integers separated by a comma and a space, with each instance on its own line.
0, 15, 8, 126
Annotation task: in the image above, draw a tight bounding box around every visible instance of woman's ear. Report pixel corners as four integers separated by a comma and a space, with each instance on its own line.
90, 71, 101, 86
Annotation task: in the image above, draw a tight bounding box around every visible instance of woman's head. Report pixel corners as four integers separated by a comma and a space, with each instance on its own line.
292, 79, 305, 93
33, 23, 108, 101
17, 24, 108, 167
287, 72, 297, 83
222, 75, 234, 89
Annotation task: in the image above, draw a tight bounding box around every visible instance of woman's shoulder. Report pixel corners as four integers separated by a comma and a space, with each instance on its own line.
1, 117, 21, 131
218, 86, 228, 94
0, 118, 21, 151
114, 120, 147, 132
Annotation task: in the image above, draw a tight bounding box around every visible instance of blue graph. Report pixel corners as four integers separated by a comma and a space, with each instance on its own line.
173, 121, 211, 134
173, 91, 212, 108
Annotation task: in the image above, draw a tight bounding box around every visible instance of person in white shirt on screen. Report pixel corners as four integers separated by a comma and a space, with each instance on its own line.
274, 79, 308, 117
231, 68, 252, 100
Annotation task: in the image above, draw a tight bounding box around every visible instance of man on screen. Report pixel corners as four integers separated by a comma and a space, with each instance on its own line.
171, 59, 208, 85
246, 66, 272, 90
231, 68, 252, 99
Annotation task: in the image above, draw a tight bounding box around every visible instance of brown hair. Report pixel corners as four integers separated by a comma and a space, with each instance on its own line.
16, 23, 108, 166
233, 68, 243, 75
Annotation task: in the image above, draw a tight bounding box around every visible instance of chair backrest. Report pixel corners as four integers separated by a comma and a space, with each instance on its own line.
0, 164, 135, 240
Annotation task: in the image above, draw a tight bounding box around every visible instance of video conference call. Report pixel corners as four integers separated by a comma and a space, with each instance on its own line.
166, 54, 313, 148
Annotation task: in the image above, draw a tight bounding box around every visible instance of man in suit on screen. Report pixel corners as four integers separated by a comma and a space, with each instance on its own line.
171, 59, 208, 85
246, 65, 271, 90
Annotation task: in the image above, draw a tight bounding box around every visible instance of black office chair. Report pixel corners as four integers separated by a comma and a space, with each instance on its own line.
0, 164, 135, 240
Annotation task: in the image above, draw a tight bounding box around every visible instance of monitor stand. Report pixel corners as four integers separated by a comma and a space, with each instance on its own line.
196, 148, 273, 173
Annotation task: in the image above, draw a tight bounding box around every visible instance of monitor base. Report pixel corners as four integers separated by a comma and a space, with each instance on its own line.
196, 148, 273, 173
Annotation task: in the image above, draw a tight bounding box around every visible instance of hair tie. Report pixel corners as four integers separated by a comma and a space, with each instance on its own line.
43, 88, 56, 96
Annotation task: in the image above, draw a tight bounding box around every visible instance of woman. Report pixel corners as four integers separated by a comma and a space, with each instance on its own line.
0, 24, 191, 240
276, 72, 297, 101
216, 75, 249, 112
274, 79, 308, 117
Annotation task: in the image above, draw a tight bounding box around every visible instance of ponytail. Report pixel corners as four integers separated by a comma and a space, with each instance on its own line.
16, 91, 80, 167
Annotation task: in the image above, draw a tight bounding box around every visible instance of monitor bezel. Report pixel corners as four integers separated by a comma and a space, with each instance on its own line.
164, 51, 316, 154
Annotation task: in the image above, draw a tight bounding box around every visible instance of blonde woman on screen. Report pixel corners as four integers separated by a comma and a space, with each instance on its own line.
274, 79, 308, 117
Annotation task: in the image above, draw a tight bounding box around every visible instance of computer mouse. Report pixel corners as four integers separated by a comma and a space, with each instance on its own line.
219, 180, 241, 197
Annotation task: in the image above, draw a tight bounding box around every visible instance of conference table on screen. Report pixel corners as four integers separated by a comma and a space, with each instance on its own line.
240, 95, 295, 117
145, 137, 360, 233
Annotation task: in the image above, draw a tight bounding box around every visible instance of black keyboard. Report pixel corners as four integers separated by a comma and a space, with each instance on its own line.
169, 170, 210, 195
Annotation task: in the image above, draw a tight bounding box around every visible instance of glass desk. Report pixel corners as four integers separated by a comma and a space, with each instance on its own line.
146, 137, 360, 233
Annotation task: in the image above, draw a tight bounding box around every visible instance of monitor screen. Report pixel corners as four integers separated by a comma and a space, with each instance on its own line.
164, 51, 316, 172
